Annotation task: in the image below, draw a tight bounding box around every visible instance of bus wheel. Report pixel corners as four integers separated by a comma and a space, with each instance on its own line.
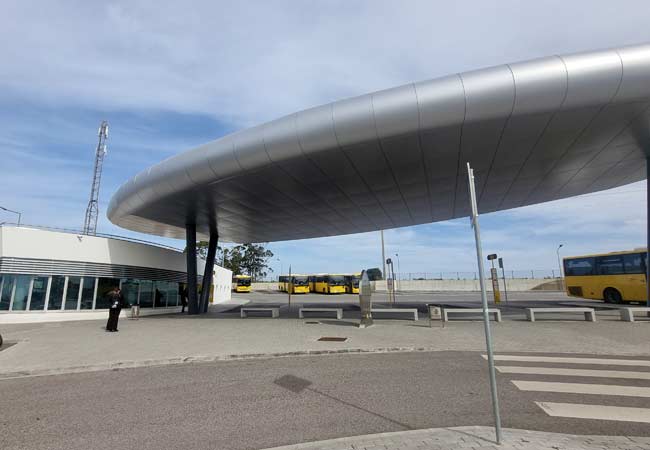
604, 288, 622, 304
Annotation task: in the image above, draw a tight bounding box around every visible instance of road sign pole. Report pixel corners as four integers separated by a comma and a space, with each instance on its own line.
467, 162, 502, 444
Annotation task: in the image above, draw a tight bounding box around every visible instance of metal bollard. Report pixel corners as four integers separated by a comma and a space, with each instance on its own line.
358, 271, 373, 328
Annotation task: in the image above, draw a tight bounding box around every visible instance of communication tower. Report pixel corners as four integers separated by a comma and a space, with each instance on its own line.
83, 121, 109, 235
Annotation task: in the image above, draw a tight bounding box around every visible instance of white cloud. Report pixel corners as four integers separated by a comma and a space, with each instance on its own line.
2, 1, 650, 126
1, 1, 649, 276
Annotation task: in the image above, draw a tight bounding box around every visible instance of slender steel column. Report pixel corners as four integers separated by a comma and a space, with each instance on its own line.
647, 157, 650, 309
186, 223, 199, 315
200, 229, 218, 314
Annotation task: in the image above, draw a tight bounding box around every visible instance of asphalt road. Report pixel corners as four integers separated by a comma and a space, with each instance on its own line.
2, 350, 648, 450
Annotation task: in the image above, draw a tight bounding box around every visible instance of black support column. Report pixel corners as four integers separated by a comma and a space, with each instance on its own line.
186, 223, 199, 315
199, 228, 218, 314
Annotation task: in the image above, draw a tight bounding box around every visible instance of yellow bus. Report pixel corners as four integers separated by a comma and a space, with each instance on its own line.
278, 275, 288, 292
281, 275, 310, 294
309, 274, 346, 294
344, 273, 361, 294
564, 249, 647, 303
232, 275, 252, 293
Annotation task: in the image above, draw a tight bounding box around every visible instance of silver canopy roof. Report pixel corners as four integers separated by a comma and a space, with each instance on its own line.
108, 43, 650, 243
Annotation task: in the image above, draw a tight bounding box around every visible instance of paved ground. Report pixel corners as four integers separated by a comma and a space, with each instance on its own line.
261, 426, 650, 450
0, 291, 648, 378
1, 351, 649, 450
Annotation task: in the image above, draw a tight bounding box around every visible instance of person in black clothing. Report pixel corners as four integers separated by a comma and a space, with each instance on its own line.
180, 286, 188, 313
106, 287, 126, 332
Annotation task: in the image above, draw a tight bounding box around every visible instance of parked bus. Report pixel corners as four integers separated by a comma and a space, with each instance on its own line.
344, 273, 361, 294
232, 275, 252, 293
279, 275, 310, 294
309, 274, 346, 294
563, 249, 647, 303
278, 275, 289, 292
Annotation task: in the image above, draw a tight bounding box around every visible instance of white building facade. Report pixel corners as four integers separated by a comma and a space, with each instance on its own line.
0, 226, 231, 323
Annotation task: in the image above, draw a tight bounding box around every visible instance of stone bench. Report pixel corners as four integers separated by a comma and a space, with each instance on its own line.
240, 307, 279, 318
371, 308, 418, 321
525, 307, 596, 322
442, 308, 501, 322
299, 307, 343, 319
620, 307, 650, 322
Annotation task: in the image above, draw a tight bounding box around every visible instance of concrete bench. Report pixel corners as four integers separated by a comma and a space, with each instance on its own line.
525, 307, 596, 322
620, 307, 650, 322
371, 308, 418, 321
442, 308, 501, 322
240, 307, 279, 318
299, 308, 343, 319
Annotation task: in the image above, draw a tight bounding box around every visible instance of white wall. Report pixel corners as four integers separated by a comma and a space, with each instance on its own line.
0, 226, 205, 274
212, 265, 232, 304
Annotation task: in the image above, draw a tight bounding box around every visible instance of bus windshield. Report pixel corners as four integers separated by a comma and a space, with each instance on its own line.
237, 278, 251, 286
328, 276, 345, 285
292, 276, 308, 285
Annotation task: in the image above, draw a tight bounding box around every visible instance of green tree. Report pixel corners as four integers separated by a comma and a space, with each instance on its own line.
239, 243, 274, 281
189, 242, 274, 281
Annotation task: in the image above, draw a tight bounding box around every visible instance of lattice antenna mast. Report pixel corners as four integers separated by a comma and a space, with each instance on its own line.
83, 121, 109, 235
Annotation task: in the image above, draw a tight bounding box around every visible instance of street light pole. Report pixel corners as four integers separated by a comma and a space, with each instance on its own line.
556, 244, 564, 291
381, 230, 386, 280
0, 206, 21, 226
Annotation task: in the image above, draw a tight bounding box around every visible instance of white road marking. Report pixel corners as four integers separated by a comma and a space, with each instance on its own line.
482, 354, 650, 367
536, 402, 650, 423
512, 380, 650, 397
496, 365, 650, 380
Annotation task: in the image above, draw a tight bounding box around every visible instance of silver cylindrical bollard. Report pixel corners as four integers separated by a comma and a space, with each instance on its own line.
358, 270, 373, 328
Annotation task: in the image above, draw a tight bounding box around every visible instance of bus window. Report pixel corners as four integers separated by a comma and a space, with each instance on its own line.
596, 255, 624, 275
564, 257, 595, 276
623, 253, 645, 274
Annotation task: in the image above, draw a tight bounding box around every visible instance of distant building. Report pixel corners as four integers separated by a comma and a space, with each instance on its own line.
0, 226, 231, 323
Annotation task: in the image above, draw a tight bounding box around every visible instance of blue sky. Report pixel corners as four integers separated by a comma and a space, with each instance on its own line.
1, 1, 649, 276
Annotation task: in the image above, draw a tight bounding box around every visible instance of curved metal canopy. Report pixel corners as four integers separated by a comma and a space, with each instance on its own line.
108, 43, 650, 243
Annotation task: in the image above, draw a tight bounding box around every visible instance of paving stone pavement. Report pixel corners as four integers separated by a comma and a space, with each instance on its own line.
260, 426, 650, 450
0, 301, 649, 378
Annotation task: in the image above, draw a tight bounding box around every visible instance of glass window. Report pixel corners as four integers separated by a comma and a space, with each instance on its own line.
121, 279, 140, 306
0, 275, 13, 311
596, 255, 625, 275
154, 281, 167, 308
564, 258, 595, 276
12, 275, 31, 311
29, 276, 49, 310
139, 280, 154, 308
48, 276, 65, 310
167, 282, 179, 307
80, 277, 96, 310
65, 277, 81, 310
96, 278, 120, 309
623, 253, 645, 275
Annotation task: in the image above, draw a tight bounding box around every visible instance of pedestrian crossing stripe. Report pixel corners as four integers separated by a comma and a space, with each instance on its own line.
482, 354, 650, 367
536, 402, 650, 423
496, 366, 650, 380
512, 380, 650, 397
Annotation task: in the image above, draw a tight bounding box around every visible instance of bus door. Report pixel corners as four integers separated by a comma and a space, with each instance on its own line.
623, 252, 647, 301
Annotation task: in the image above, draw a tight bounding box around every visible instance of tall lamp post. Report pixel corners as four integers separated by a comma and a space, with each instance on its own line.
0, 206, 21, 226
395, 253, 401, 286
556, 244, 564, 290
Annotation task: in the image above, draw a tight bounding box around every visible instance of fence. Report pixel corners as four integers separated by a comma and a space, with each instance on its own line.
393, 270, 559, 281
255, 269, 560, 283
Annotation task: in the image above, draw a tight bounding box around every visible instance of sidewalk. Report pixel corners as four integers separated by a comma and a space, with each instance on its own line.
0, 302, 648, 378
260, 426, 650, 450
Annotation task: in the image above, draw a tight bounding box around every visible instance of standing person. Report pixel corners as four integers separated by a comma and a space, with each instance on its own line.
106, 287, 125, 332
180, 285, 188, 313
